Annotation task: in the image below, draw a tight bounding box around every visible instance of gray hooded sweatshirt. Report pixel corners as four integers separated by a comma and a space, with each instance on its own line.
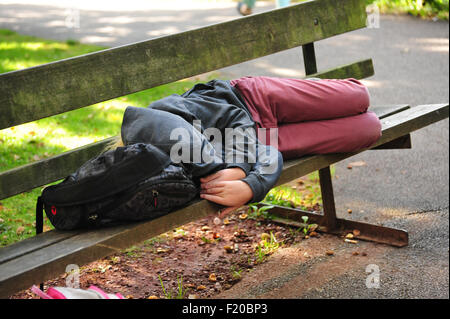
120, 79, 283, 203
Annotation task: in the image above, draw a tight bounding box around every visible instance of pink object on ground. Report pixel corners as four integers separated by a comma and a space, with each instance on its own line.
31, 285, 125, 299
230, 76, 381, 159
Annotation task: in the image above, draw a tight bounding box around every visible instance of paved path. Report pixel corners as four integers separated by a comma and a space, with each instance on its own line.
1, 0, 448, 299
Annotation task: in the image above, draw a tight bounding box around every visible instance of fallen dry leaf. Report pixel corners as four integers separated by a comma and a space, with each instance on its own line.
260, 233, 271, 241
239, 213, 248, 220
353, 229, 361, 237
345, 233, 354, 239
223, 245, 233, 253
326, 250, 335, 256
347, 161, 367, 169
147, 295, 159, 299
16, 226, 25, 235
209, 273, 217, 282
196, 285, 207, 291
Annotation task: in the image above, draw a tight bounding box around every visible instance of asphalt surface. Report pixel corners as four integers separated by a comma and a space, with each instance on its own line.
1, 0, 448, 299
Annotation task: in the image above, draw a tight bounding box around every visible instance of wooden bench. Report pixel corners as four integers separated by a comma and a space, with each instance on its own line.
0, 0, 448, 298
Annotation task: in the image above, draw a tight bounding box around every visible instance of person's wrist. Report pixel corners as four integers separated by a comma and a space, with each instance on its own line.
237, 180, 253, 204
231, 167, 246, 179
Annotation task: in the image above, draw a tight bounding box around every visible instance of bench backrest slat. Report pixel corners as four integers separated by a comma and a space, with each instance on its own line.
0, 0, 367, 130
0, 59, 374, 200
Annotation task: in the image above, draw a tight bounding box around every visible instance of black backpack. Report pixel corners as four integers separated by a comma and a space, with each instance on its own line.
36, 143, 199, 231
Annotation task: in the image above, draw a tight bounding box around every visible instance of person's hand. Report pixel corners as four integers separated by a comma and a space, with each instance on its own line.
200, 168, 246, 184
200, 180, 253, 218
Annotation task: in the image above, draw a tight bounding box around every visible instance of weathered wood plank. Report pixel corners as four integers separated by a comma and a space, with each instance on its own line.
307, 59, 374, 80
0, 59, 374, 201
0, 230, 79, 265
0, 137, 114, 201
372, 134, 411, 149
0, 0, 368, 130
370, 105, 410, 119
1, 103, 448, 298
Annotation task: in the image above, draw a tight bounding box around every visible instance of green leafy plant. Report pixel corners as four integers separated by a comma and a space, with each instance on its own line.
123, 245, 142, 258
200, 236, 212, 244
254, 231, 280, 263
366, 0, 449, 20
158, 275, 186, 299
301, 216, 310, 236
247, 203, 275, 220
300, 216, 318, 236
230, 266, 243, 280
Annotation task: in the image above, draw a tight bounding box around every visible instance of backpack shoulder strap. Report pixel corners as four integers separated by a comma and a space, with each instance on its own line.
36, 196, 44, 235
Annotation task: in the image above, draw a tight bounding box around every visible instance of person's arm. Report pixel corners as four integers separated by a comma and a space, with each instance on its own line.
200, 138, 283, 216
241, 143, 283, 203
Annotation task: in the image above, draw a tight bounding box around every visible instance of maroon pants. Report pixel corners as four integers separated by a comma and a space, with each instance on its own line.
230, 76, 381, 159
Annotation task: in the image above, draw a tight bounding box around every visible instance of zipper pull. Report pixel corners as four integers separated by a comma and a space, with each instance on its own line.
152, 190, 159, 208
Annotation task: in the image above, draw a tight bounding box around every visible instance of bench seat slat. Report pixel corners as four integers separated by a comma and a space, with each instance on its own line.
0, 230, 79, 265
0, 0, 368, 130
371, 105, 411, 119
0, 58, 374, 201
1, 103, 448, 298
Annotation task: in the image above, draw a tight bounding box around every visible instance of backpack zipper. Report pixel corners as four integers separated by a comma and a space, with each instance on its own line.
152, 190, 159, 208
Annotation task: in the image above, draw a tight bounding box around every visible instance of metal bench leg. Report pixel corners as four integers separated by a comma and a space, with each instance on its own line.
266, 166, 409, 247
318, 166, 337, 231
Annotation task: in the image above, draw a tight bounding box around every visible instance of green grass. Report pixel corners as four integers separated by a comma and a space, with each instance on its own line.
262, 167, 335, 211
0, 29, 215, 247
367, 0, 449, 20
